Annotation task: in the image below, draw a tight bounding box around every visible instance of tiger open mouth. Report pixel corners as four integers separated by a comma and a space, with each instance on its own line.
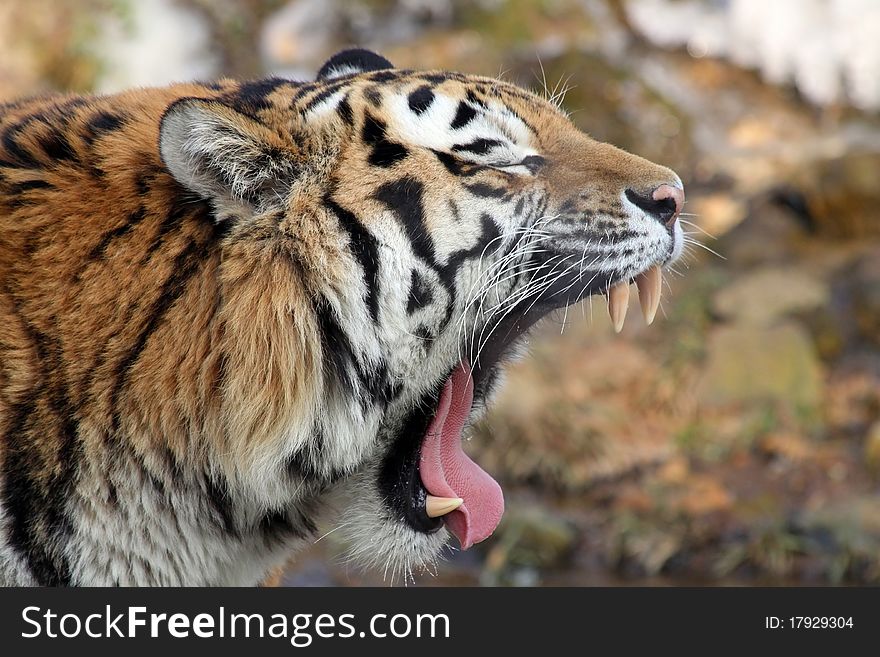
380, 262, 666, 549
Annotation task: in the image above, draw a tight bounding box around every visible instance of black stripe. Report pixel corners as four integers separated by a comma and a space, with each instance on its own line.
438, 213, 501, 291
325, 197, 381, 323
464, 182, 509, 199
433, 150, 464, 175
466, 89, 487, 108
414, 325, 434, 345
82, 111, 125, 146
361, 114, 408, 167
378, 382, 445, 534
38, 126, 78, 163
51, 97, 90, 119
450, 101, 478, 129
1, 400, 72, 585
109, 237, 209, 431
407, 86, 435, 114
368, 70, 397, 83
376, 181, 502, 332
227, 77, 288, 114
407, 270, 433, 314
452, 138, 503, 155
142, 198, 210, 264
448, 199, 462, 223
505, 105, 537, 134
2, 120, 42, 169
8, 179, 53, 194
363, 87, 382, 106
292, 82, 318, 102
374, 177, 435, 265
520, 154, 545, 172
336, 94, 354, 125
314, 297, 358, 397
205, 475, 238, 536
436, 213, 502, 330
300, 79, 351, 114
1, 301, 78, 585
285, 434, 348, 486
431, 149, 487, 177
294, 505, 319, 537
557, 198, 577, 215
135, 167, 160, 196
314, 298, 394, 407
258, 508, 306, 544
420, 72, 458, 84
85, 206, 147, 262
362, 358, 395, 407
1, 99, 95, 170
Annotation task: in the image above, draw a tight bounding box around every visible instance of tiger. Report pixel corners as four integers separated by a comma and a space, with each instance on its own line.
0, 48, 684, 586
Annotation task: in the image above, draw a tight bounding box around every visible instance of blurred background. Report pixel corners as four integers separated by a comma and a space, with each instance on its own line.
3, 0, 878, 586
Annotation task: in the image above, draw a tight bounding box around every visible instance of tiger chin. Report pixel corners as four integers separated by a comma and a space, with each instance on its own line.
0, 49, 684, 586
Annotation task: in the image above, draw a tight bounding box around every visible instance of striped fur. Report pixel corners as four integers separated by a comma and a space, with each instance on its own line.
0, 51, 683, 585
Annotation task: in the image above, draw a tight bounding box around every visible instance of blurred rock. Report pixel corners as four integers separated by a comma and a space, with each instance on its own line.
674, 474, 733, 516
825, 360, 880, 436
483, 505, 577, 580
712, 266, 829, 326
686, 193, 747, 237
656, 455, 690, 485
851, 248, 880, 346
0, 0, 110, 98
95, 0, 218, 93
757, 432, 813, 463
185, 0, 291, 79
471, 337, 674, 490
795, 152, 880, 239
280, 557, 337, 587
260, 0, 342, 76
717, 204, 807, 267
610, 514, 683, 576
613, 484, 655, 513
624, 0, 880, 111
796, 498, 880, 582
865, 422, 880, 476
699, 322, 823, 409
260, 0, 454, 76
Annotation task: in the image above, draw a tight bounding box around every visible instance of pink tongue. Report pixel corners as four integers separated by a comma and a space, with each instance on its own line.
419, 363, 504, 549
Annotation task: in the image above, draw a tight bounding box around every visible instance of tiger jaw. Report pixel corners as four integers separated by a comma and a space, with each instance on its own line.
381, 253, 680, 552
379, 188, 687, 549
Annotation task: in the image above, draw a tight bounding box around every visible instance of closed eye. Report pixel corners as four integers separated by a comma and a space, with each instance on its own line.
494, 155, 546, 174
451, 138, 504, 155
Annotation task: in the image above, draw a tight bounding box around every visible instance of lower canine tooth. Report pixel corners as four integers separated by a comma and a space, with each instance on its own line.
426, 495, 464, 518
607, 282, 630, 333
635, 265, 662, 325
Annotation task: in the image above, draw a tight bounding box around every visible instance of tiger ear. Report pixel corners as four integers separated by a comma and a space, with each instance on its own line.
317, 48, 393, 81
159, 98, 297, 212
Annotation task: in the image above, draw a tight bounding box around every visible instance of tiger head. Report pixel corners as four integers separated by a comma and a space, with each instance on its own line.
160, 49, 685, 580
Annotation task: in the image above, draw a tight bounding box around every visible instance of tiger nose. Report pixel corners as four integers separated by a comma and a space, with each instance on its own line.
625, 184, 685, 227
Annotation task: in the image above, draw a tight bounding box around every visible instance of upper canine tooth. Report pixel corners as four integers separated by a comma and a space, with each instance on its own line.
426, 495, 464, 518
607, 282, 630, 333
635, 265, 662, 325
